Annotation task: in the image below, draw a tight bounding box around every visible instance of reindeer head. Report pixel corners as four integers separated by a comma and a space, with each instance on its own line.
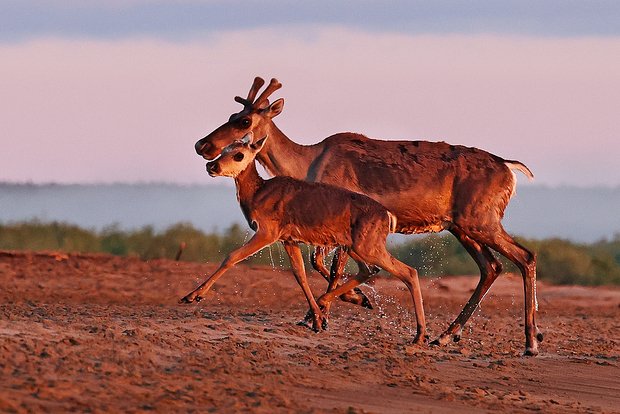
195, 77, 283, 160
206, 133, 268, 178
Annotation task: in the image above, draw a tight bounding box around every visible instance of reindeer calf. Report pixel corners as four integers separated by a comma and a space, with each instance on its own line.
180, 134, 426, 343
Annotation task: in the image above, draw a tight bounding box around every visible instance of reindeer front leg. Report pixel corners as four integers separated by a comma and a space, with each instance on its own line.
180, 232, 274, 304
282, 242, 327, 332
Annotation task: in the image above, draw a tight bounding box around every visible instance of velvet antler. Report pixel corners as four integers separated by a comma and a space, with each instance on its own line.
233, 77, 281, 110
234, 77, 266, 107
253, 78, 282, 109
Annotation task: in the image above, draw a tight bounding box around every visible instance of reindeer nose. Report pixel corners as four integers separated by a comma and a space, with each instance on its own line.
195, 139, 210, 156
206, 161, 220, 176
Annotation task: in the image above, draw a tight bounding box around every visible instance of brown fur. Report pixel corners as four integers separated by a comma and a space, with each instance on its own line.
181, 138, 426, 342
194, 77, 541, 355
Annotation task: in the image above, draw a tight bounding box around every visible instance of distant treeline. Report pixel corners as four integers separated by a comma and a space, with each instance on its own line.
390, 234, 620, 286
1, 221, 619, 286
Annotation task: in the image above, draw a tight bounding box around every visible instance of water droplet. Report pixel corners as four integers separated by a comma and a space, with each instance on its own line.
268, 245, 275, 269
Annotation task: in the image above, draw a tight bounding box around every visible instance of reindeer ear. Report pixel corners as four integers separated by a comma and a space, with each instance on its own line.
263, 98, 284, 118
251, 135, 268, 151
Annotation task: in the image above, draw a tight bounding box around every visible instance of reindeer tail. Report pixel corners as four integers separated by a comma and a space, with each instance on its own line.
387, 211, 398, 233
504, 159, 534, 181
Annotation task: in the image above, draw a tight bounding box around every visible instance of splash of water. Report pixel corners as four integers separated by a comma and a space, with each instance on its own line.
277, 244, 285, 269
268, 245, 275, 270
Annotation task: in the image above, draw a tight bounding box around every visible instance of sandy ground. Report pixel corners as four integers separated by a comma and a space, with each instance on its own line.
0, 250, 619, 413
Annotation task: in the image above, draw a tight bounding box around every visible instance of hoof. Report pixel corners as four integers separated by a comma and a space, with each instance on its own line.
453, 334, 461, 343
339, 289, 372, 309
353, 287, 372, 308
360, 295, 373, 310
311, 315, 328, 333
179, 296, 193, 304
413, 333, 427, 345
537, 332, 544, 342
296, 319, 312, 329
180, 291, 203, 304
430, 334, 452, 347
302, 310, 314, 323
311, 318, 326, 333
523, 346, 539, 357
296, 318, 324, 333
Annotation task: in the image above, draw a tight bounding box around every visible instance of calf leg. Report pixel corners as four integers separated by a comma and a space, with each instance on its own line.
310, 246, 331, 282
180, 232, 275, 303
284, 243, 327, 332
316, 258, 374, 311
317, 243, 426, 345
352, 247, 427, 345
311, 247, 372, 309
330, 248, 373, 309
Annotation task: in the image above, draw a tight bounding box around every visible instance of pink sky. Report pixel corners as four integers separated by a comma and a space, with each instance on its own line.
2, 29, 619, 186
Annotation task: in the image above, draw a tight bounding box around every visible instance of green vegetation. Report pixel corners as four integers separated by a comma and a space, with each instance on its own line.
0, 221, 297, 267
391, 234, 620, 286
1, 221, 619, 286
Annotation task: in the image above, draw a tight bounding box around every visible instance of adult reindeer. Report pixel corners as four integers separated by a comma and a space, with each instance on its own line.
195, 77, 542, 356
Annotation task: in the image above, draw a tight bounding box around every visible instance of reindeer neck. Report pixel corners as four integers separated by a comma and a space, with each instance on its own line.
256, 123, 321, 180
233, 160, 264, 207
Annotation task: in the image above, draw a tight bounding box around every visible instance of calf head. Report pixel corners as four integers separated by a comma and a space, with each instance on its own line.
206, 133, 268, 178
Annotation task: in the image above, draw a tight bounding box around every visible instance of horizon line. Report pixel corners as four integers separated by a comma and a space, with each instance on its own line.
1, 180, 619, 191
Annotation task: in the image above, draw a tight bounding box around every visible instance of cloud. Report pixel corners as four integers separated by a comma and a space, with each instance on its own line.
1, 28, 619, 186
2, 0, 620, 41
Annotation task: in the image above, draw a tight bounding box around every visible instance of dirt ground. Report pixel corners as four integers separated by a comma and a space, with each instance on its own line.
0, 250, 619, 413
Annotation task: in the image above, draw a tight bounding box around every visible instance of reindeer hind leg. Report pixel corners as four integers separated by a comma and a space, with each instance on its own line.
330, 248, 373, 309
432, 226, 502, 346
311, 247, 373, 309
310, 246, 331, 282
468, 226, 541, 356
315, 254, 374, 319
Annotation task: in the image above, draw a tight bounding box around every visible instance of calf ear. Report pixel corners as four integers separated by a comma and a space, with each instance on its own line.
263, 98, 284, 118
251, 135, 269, 151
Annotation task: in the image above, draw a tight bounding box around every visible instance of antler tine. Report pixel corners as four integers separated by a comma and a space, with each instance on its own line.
234, 96, 252, 106
254, 78, 282, 108
247, 77, 265, 102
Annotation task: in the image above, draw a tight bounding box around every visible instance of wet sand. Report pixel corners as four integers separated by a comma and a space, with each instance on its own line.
1, 251, 619, 413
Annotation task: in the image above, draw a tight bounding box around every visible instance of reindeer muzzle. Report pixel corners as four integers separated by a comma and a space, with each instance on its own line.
195, 138, 212, 158
206, 161, 220, 176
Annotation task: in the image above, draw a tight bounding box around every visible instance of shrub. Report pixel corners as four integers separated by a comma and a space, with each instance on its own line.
1, 221, 619, 286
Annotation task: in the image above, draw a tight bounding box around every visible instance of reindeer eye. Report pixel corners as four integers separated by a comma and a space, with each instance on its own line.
239, 118, 251, 128
233, 153, 245, 162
